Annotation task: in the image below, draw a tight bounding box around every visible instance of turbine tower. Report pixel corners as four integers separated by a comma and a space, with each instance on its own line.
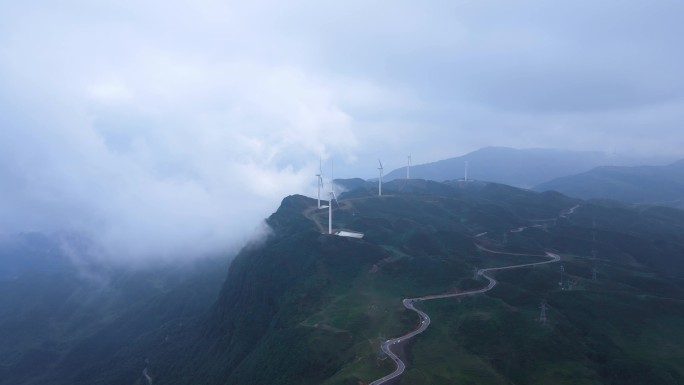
464, 161, 469, 182
328, 187, 339, 234
406, 155, 412, 179
377, 159, 384, 196
328, 190, 333, 234
316, 159, 324, 209
328, 160, 337, 235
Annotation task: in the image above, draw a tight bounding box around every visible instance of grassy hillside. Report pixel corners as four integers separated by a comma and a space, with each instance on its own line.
4, 179, 684, 384
144, 179, 684, 385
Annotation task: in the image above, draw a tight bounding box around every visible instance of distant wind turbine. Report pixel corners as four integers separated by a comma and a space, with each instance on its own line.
315, 158, 324, 209
378, 159, 384, 196
464, 161, 469, 182
406, 155, 411, 179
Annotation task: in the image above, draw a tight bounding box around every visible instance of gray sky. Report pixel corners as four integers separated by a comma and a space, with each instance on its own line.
1, 0, 683, 263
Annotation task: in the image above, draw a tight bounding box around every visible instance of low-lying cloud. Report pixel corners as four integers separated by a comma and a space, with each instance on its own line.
1, 0, 683, 264
0, 3, 361, 264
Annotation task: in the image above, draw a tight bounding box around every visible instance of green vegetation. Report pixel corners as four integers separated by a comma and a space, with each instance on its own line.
3, 179, 684, 384
0, 254, 230, 385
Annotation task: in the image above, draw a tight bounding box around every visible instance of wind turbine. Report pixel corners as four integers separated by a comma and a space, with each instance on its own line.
464, 160, 469, 182
377, 159, 384, 196
328, 189, 340, 234
406, 155, 411, 179
328, 160, 339, 234
315, 159, 324, 209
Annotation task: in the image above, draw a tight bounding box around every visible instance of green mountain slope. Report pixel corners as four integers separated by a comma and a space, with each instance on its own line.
0, 251, 230, 385
4, 179, 684, 385
143, 179, 684, 385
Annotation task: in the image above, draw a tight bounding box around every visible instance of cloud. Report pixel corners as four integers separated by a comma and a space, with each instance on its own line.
1, 0, 683, 264
0, 1, 364, 264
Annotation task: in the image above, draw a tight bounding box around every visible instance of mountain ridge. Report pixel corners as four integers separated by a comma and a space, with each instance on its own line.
144, 179, 684, 385
382, 147, 674, 188
535, 158, 684, 208
3, 179, 684, 385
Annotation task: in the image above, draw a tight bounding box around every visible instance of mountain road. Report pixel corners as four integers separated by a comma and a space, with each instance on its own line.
369, 251, 560, 385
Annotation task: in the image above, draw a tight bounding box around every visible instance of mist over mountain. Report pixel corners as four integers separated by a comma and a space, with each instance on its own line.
140, 180, 684, 385
6, 179, 683, 385
0, 233, 72, 281
535, 159, 684, 208
0, 236, 231, 385
3, 1, 684, 384
382, 147, 674, 188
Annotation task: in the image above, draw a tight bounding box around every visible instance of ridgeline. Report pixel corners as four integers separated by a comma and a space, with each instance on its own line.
3, 179, 684, 385
149, 179, 684, 385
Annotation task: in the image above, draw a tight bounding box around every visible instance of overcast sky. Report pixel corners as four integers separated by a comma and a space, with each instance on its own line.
1, 0, 683, 263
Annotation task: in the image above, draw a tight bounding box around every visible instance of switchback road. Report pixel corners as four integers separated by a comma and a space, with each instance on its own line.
369, 251, 560, 385
301, 195, 573, 385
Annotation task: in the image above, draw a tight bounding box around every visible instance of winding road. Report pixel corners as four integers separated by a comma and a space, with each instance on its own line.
368, 204, 578, 384
301, 195, 576, 384
142, 367, 153, 385
369, 250, 560, 385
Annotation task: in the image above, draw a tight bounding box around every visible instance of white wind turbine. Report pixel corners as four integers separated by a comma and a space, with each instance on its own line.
315, 159, 324, 209
464, 160, 469, 182
406, 155, 411, 179
328, 189, 339, 235
328, 160, 339, 234
377, 159, 384, 196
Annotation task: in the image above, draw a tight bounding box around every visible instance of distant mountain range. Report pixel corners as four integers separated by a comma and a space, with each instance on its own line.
382, 147, 675, 188
535, 159, 684, 208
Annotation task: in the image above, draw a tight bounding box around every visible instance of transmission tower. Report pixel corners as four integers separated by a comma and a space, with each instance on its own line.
592, 266, 598, 281
539, 300, 548, 326
559, 264, 565, 289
